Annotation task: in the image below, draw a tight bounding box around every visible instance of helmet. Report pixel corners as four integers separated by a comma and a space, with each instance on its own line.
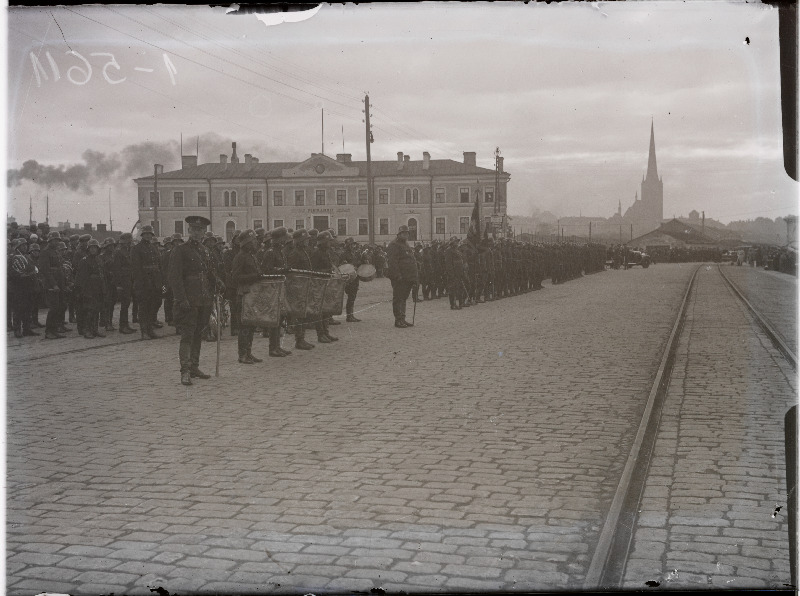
87, 239, 101, 249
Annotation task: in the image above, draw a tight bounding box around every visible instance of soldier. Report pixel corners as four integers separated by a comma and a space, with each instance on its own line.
162, 233, 184, 329
261, 227, 292, 357
113, 233, 137, 334
223, 231, 242, 336
340, 237, 362, 322
444, 236, 465, 310
386, 225, 418, 328
421, 243, 435, 301
8, 238, 39, 337
231, 229, 265, 364
131, 225, 163, 340
28, 242, 44, 329
100, 237, 117, 331
286, 228, 316, 350
169, 215, 220, 386
39, 232, 69, 339
310, 230, 339, 343
76, 239, 107, 339
71, 234, 91, 334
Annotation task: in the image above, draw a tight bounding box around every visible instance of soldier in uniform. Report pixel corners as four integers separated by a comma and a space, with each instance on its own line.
76, 239, 107, 339
169, 215, 220, 386
28, 242, 44, 329
386, 225, 418, 328
231, 229, 265, 364
286, 228, 316, 350
8, 238, 39, 337
113, 233, 137, 334
130, 225, 163, 339
310, 230, 339, 343
223, 231, 242, 336
444, 236, 465, 310
39, 232, 68, 339
261, 227, 292, 357
340, 237, 362, 322
100, 237, 117, 331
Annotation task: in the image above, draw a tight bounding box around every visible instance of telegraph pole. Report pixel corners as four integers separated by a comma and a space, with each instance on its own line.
46, 192, 49, 225
29, 195, 32, 226
364, 94, 374, 244
109, 188, 113, 231
153, 164, 159, 236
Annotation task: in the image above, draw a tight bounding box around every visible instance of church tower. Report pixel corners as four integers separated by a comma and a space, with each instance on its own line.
640, 120, 664, 223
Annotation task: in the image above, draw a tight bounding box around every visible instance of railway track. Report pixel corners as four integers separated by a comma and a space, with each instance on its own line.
585, 263, 796, 589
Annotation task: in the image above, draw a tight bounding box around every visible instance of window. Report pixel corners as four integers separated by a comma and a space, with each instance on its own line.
337, 218, 347, 236
315, 189, 326, 206
484, 187, 494, 203
358, 189, 368, 205
336, 189, 347, 205
313, 216, 329, 231
379, 218, 389, 235
407, 218, 418, 241
253, 219, 263, 230
358, 219, 369, 235
436, 217, 445, 235
225, 221, 235, 242
295, 219, 305, 230
412, 189, 419, 204
379, 188, 389, 204
295, 190, 305, 206
173, 191, 184, 207
460, 216, 470, 234
253, 191, 263, 207
151, 221, 160, 236
435, 188, 445, 203
197, 191, 207, 207
224, 191, 230, 207
405, 189, 412, 204
273, 219, 284, 229
460, 187, 470, 203
231, 190, 237, 207
174, 220, 184, 235
273, 190, 284, 206
150, 191, 160, 207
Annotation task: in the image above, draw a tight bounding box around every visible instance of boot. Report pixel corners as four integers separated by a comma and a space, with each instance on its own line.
278, 347, 292, 356
146, 326, 159, 339
84, 329, 96, 339
317, 335, 332, 344
346, 314, 361, 322
295, 339, 314, 350
23, 328, 40, 336
181, 372, 193, 386
45, 331, 66, 339
140, 326, 151, 340
248, 353, 263, 363
190, 368, 211, 379
325, 333, 339, 342
95, 324, 106, 338
269, 348, 286, 357
327, 317, 341, 326
238, 354, 254, 364
120, 325, 136, 335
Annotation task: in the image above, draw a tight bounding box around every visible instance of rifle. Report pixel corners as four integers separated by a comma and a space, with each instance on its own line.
215, 283, 222, 377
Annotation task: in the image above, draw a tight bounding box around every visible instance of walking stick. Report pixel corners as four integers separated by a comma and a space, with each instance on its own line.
412, 290, 416, 326
215, 290, 221, 377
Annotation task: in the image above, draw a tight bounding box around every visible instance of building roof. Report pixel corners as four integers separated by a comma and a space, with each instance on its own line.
630, 218, 738, 247
134, 155, 502, 183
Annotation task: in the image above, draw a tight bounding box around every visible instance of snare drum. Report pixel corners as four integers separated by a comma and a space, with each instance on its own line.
356, 263, 376, 282
337, 263, 357, 282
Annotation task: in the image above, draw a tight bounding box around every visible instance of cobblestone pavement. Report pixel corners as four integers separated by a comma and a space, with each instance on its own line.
6, 264, 751, 595
623, 265, 797, 590
720, 263, 797, 355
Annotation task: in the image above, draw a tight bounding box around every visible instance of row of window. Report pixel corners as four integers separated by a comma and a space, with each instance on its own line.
147, 187, 498, 208
164, 215, 498, 238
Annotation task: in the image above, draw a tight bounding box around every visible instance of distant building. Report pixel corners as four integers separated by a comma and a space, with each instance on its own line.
620, 120, 664, 232
134, 143, 510, 243
628, 218, 741, 251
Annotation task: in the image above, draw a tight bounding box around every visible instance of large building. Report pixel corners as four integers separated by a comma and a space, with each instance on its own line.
134, 143, 510, 243
620, 120, 664, 231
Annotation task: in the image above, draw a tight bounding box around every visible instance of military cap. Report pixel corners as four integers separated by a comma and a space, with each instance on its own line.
48, 231, 61, 241
238, 229, 257, 248
87, 238, 101, 249
79, 234, 92, 242
317, 230, 332, 241
18, 229, 30, 239
11, 238, 27, 250
55, 241, 67, 250
28, 234, 39, 243
69, 233, 80, 242
171, 233, 184, 243
308, 228, 319, 237
327, 228, 337, 238
140, 225, 155, 236
449, 236, 460, 244
344, 237, 355, 245
271, 226, 289, 241
185, 215, 211, 227
29, 243, 40, 252
102, 237, 116, 247
287, 228, 294, 234
202, 233, 216, 245
292, 228, 308, 240
215, 235, 224, 244
398, 225, 409, 233
255, 227, 266, 237
162, 237, 172, 245
120, 232, 133, 242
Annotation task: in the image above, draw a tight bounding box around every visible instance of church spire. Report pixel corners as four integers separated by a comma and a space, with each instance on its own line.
646, 119, 658, 181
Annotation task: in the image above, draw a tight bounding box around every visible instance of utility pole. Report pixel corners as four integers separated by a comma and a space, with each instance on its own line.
46, 192, 49, 225
321, 108, 324, 155
109, 188, 113, 231
153, 164, 160, 236
364, 94, 374, 244
29, 195, 32, 226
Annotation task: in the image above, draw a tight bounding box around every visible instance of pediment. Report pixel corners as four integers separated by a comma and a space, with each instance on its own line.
282, 154, 360, 178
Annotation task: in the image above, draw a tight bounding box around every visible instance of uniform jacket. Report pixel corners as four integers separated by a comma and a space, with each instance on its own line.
386, 238, 418, 283
231, 250, 262, 296
131, 240, 163, 292
38, 244, 65, 291
113, 245, 134, 288
261, 246, 289, 275
311, 246, 336, 273
287, 245, 312, 271
76, 254, 106, 298
169, 239, 215, 306
444, 245, 465, 281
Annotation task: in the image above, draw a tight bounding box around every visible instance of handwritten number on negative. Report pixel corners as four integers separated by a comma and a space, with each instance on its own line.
29, 50, 177, 87
90, 52, 126, 85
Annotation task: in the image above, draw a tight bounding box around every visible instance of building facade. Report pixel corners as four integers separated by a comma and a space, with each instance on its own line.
135, 144, 510, 243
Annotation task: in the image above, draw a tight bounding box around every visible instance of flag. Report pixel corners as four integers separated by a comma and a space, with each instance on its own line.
466, 189, 481, 245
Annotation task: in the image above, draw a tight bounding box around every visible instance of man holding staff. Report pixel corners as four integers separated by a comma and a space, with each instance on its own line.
386, 224, 418, 328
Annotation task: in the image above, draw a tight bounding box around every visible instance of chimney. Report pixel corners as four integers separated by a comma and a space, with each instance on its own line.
463, 152, 476, 167
252, 157, 259, 163
96, 223, 107, 232
244, 154, 252, 164
423, 151, 430, 170
336, 153, 352, 163
404, 155, 410, 163
397, 152, 404, 170
154, 164, 164, 175
231, 142, 239, 164
83, 223, 93, 231
497, 156, 504, 172
220, 154, 228, 164
181, 155, 198, 169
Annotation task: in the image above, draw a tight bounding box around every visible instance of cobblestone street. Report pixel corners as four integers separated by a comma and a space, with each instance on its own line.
6, 264, 796, 594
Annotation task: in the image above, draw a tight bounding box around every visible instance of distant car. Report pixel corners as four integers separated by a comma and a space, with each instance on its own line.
625, 250, 651, 269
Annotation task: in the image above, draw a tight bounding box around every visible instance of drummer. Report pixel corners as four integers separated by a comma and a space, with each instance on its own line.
231, 229, 264, 365
311, 231, 339, 343
260, 227, 292, 357
286, 229, 315, 351
341, 237, 363, 322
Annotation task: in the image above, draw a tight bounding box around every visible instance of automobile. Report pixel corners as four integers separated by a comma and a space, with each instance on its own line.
625, 250, 651, 269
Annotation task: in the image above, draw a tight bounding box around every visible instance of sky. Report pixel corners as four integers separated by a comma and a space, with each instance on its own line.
5, 1, 798, 232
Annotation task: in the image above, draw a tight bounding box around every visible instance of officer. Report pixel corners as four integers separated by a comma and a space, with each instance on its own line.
231, 229, 265, 364
261, 227, 292, 357
131, 225, 163, 339
76, 239, 107, 339
286, 228, 316, 350
386, 225, 418, 328
113, 233, 137, 334
169, 215, 221, 386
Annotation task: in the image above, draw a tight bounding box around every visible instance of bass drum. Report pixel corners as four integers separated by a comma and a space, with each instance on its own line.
356, 263, 376, 282
336, 263, 357, 282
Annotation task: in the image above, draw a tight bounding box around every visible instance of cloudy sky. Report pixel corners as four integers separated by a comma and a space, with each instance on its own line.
5, 2, 797, 231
